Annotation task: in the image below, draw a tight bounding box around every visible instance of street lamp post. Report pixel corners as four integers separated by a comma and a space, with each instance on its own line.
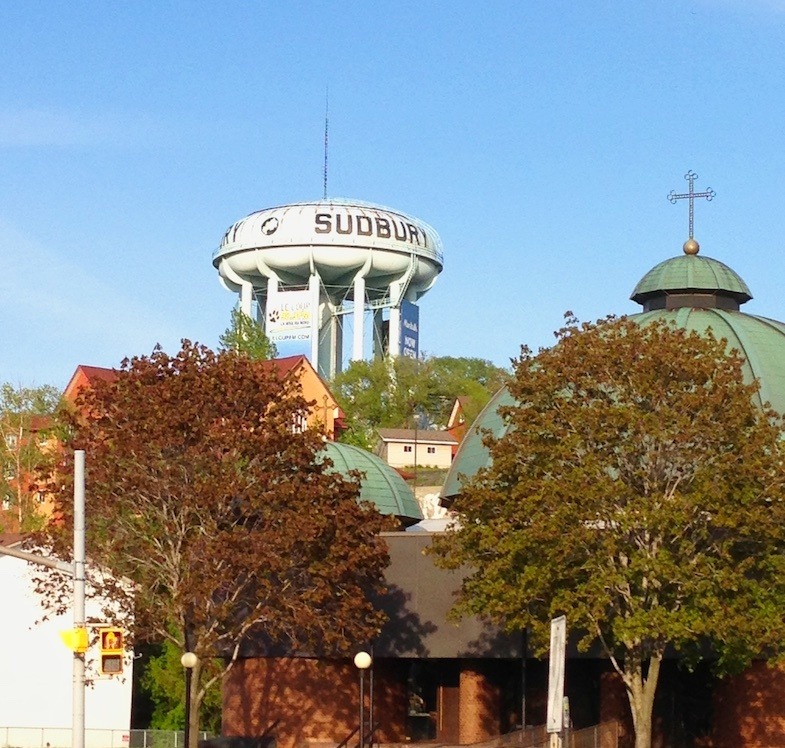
181, 652, 198, 748
353, 651, 372, 748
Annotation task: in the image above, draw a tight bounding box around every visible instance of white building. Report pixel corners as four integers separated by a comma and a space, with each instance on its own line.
0, 537, 132, 748
376, 428, 457, 469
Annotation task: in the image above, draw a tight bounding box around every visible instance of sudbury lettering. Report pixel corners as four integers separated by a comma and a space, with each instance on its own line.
314, 212, 429, 247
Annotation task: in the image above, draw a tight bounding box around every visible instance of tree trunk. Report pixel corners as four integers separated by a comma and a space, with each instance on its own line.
624, 652, 662, 748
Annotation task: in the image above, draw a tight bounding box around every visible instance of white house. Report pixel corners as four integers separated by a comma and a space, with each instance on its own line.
0, 536, 133, 748
376, 428, 458, 469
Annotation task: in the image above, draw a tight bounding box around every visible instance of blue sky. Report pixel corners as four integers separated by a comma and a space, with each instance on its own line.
2, 0, 785, 389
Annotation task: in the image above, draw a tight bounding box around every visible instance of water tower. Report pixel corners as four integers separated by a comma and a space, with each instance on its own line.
213, 199, 444, 378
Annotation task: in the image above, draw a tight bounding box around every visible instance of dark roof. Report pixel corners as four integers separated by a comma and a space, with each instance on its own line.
377, 428, 458, 445
374, 532, 521, 658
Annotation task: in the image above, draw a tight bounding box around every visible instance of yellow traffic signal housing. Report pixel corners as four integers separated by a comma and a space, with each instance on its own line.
59, 627, 89, 653
99, 628, 124, 676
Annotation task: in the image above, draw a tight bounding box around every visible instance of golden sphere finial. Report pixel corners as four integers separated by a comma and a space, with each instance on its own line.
683, 238, 700, 255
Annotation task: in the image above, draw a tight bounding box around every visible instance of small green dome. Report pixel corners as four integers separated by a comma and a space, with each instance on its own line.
319, 442, 422, 525
631, 254, 752, 307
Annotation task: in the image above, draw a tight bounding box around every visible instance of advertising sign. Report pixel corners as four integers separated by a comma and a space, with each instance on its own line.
400, 300, 419, 359
267, 290, 313, 358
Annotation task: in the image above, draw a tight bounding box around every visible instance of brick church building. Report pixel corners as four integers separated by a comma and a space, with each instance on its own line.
221, 239, 785, 748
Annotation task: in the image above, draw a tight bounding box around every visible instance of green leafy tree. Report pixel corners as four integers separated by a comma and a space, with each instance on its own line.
34, 341, 389, 748
0, 383, 61, 532
142, 639, 222, 732
219, 308, 277, 360
332, 355, 508, 448
331, 357, 429, 448
431, 316, 785, 748
425, 356, 509, 425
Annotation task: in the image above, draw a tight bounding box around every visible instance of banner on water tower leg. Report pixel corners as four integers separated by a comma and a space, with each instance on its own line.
267, 290, 313, 358
400, 300, 419, 359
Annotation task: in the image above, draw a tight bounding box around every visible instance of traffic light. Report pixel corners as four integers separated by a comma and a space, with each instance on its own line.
99, 628, 124, 675
59, 627, 88, 653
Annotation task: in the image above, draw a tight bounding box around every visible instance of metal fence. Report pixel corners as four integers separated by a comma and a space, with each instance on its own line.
465, 721, 621, 748
0, 728, 212, 748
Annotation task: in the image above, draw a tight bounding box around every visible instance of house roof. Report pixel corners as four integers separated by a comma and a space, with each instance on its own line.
377, 428, 458, 445
27, 414, 53, 432
67, 359, 305, 392
63, 365, 118, 402
64, 356, 337, 402
261, 355, 306, 378
447, 397, 470, 429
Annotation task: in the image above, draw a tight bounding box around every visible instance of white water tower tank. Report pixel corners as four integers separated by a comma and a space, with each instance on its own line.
213, 199, 444, 377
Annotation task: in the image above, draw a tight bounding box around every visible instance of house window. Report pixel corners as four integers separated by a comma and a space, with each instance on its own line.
290, 413, 308, 433
403, 445, 413, 453
426, 446, 436, 454
5, 434, 18, 450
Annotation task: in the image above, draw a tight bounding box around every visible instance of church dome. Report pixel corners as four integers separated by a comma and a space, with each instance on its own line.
627, 244, 785, 410
442, 245, 785, 502
318, 442, 422, 525
630, 253, 752, 309
631, 307, 785, 414
441, 386, 515, 502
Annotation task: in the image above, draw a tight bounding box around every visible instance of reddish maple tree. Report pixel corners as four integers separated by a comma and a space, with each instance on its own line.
35, 342, 389, 745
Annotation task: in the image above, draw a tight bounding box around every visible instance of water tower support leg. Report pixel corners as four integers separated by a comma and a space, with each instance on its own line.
388, 281, 403, 358
353, 276, 366, 361
239, 282, 254, 318
309, 274, 321, 365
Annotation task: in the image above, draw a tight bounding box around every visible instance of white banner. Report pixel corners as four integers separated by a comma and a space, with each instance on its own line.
546, 615, 566, 733
266, 290, 312, 343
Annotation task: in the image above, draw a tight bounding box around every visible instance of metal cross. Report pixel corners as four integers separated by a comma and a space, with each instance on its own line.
667, 170, 716, 239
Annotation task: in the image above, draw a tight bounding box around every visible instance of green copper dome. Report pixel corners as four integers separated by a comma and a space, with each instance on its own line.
631, 254, 752, 308
441, 387, 516, 501
443, 248, 785, 503
629, 308, 785, 414
319, 441, 422, 525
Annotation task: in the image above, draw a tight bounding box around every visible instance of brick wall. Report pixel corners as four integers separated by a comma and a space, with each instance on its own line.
222, 657, 407, 748
458, 660, 501, 744
711, 661, 785, 747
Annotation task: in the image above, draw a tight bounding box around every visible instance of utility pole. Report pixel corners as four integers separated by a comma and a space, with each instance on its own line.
73, 450, 86, 748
